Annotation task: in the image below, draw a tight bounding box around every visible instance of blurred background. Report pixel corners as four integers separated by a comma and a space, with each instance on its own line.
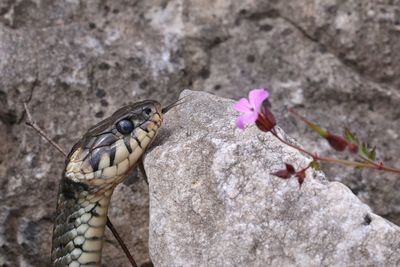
0, 0, 399, 266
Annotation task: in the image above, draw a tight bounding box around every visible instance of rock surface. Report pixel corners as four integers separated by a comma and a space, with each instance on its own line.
146, 90, 400, 267
1, 1, 400, 266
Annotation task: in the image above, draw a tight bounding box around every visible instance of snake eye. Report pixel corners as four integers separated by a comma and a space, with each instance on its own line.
144, 107, 152, 115
116, 119, 134, 134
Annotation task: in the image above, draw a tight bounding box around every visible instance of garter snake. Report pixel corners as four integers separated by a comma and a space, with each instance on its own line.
51, 100, 169, 266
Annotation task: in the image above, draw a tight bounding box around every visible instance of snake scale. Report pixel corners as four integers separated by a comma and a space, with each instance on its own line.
51, 100, 165, 266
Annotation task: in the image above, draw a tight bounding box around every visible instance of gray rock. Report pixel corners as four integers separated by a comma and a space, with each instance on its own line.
146, 90, 400, 267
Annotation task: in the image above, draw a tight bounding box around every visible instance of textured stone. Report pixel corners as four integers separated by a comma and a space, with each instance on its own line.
146, 90, 400, 267
1, 1, 400, 266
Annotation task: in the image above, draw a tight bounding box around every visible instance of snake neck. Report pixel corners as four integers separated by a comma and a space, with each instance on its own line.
51, 176, 116, 267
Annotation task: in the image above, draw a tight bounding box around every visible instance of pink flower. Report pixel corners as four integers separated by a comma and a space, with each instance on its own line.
233, 89, 269, 129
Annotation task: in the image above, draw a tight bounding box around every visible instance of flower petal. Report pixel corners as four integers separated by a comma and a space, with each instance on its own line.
241, 111, 258, 124
248, 89, 269, 112
235, 116, 245, 129
235, 112, 258, 129
233, 98, 252, 113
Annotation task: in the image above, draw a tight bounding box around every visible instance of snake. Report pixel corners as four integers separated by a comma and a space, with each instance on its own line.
51, 100, 170, 266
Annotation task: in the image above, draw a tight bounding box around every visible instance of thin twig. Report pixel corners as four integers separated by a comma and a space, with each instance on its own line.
24, 103, 68, 157
107, 219, 138, 267
23, 103, 138, 266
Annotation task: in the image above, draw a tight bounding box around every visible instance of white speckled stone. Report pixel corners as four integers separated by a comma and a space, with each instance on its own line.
146, 90, 400, 267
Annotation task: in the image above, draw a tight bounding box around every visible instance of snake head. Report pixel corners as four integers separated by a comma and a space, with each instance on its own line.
64, 100, 162, 186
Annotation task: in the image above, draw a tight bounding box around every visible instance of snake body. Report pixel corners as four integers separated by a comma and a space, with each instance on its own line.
51, 100, 163, 266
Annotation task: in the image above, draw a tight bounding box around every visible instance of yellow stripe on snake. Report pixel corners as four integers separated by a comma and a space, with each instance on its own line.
51, 100, 163, 267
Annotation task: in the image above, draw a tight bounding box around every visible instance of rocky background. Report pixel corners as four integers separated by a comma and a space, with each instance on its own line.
0, 0, 399, 266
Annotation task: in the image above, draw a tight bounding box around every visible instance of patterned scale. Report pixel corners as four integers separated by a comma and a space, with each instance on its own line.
51, 101, 163, 267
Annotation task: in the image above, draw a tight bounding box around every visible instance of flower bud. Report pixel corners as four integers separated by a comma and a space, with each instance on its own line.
255, 107, 276, 132
347, 143, 359, 154
325, 133, 349, 151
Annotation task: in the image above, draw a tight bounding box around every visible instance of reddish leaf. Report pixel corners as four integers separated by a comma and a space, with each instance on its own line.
295, 170, 306, 187
271, 170, 291, 179
285, 163, 295, 174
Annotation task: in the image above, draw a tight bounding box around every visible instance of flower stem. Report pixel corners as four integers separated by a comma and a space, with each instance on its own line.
270, 129, 314, 158
270, 128, 400, 174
